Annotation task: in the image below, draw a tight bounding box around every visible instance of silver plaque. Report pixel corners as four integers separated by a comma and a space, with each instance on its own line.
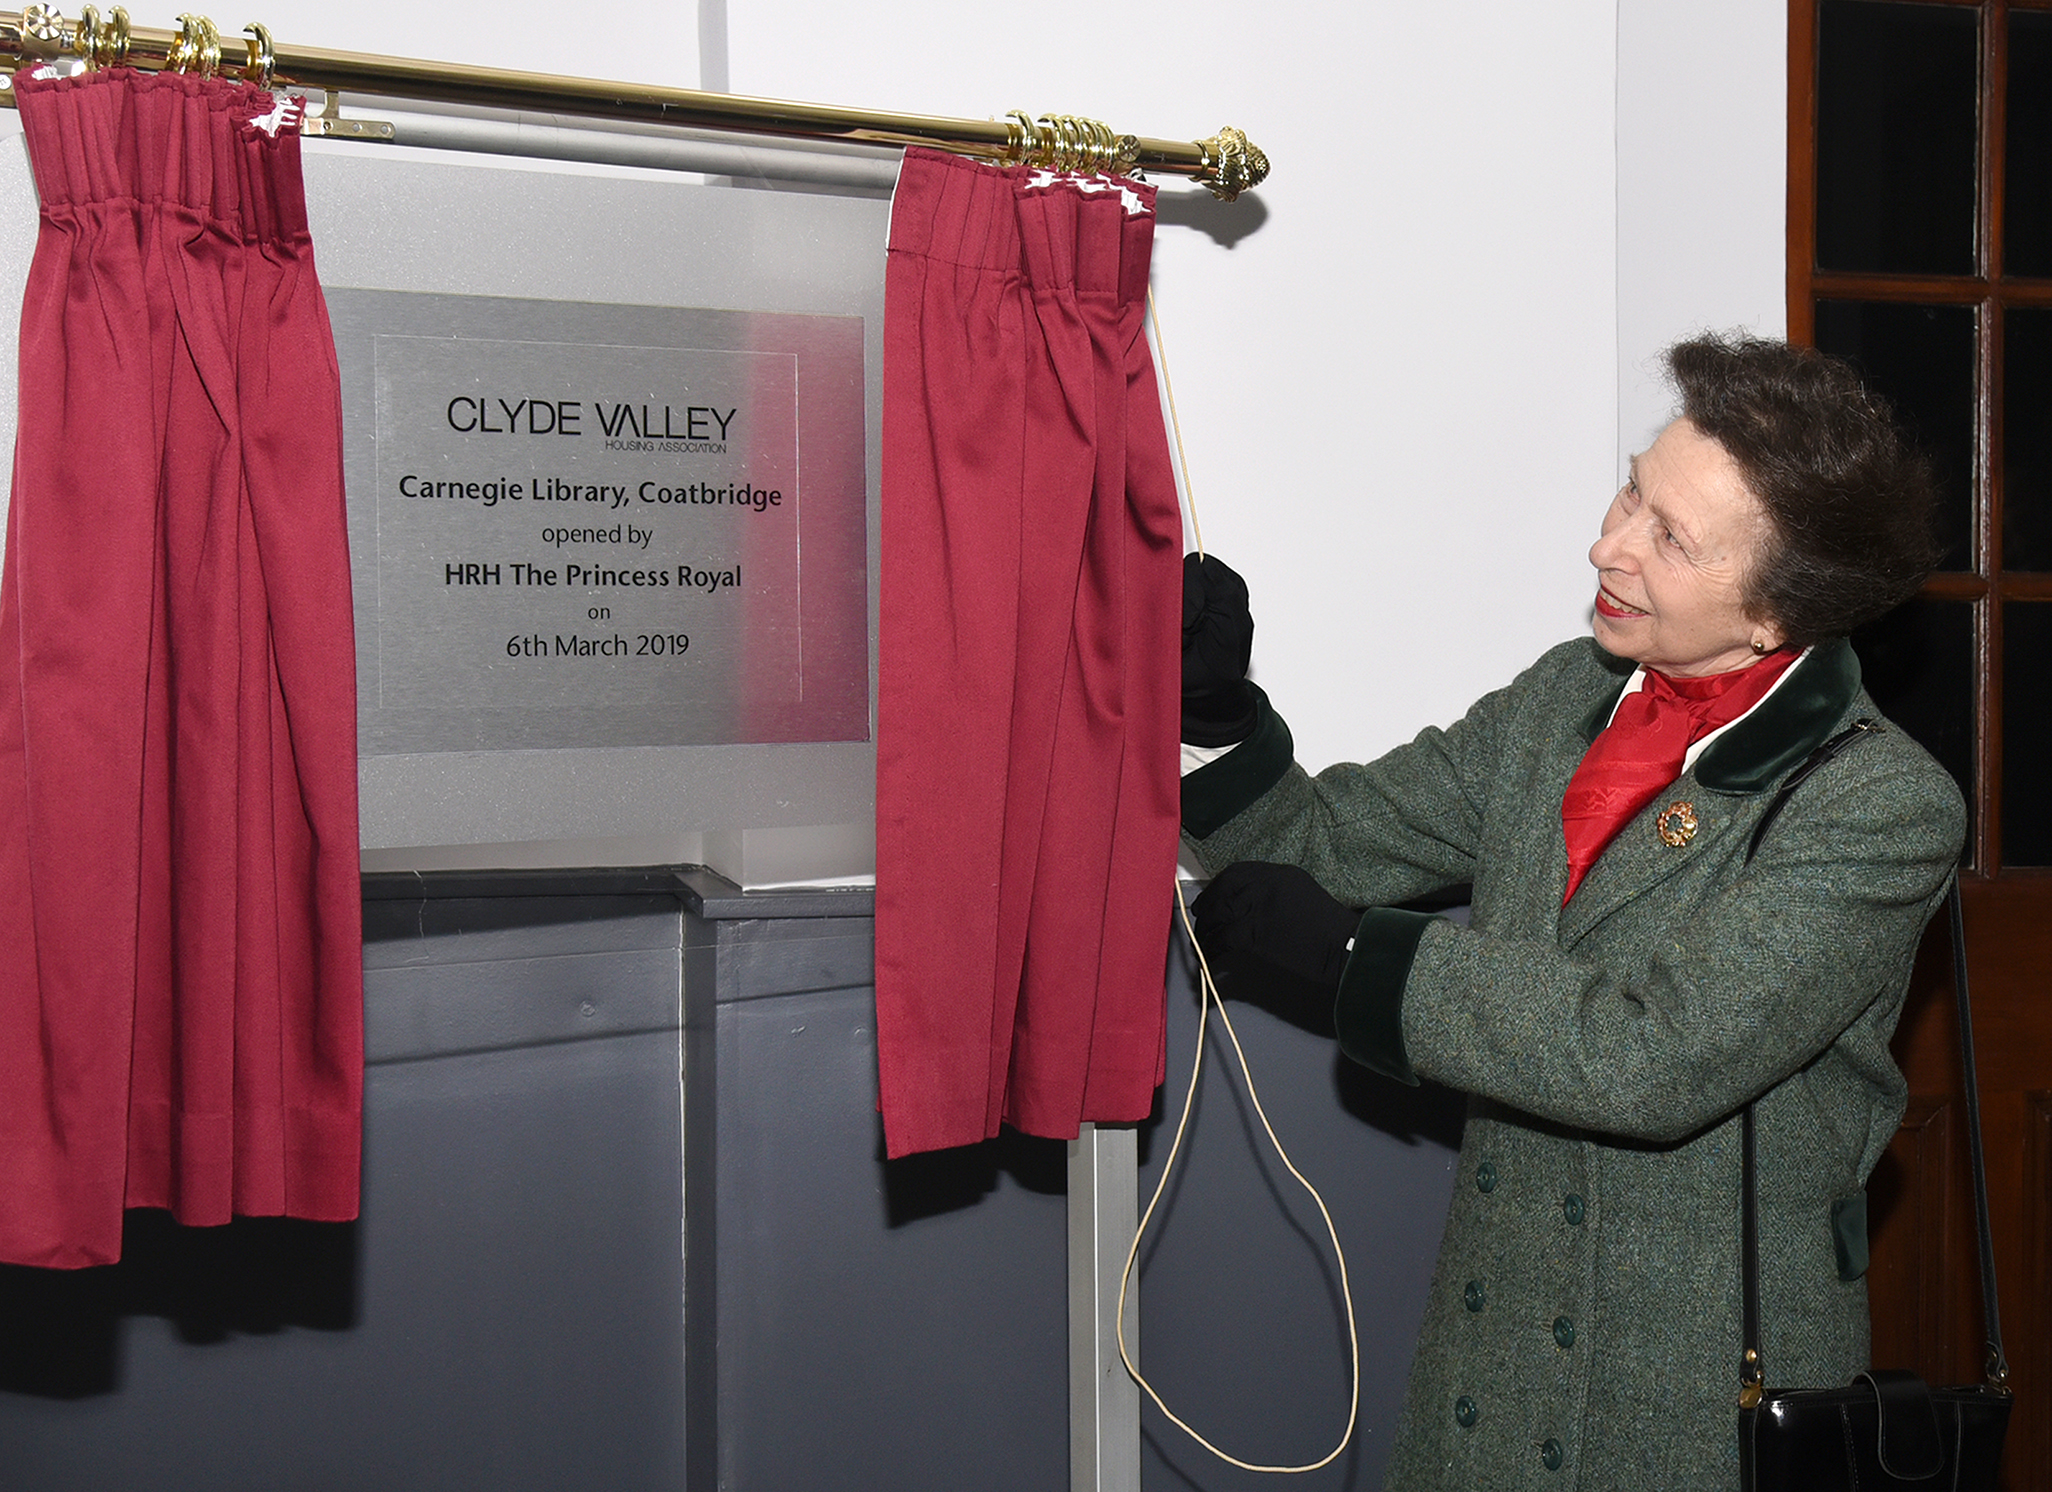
330, 290, 869, 753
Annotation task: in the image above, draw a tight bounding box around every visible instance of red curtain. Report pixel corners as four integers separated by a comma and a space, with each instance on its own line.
0, 69, 361, 1268
876, 148, 1181, 1157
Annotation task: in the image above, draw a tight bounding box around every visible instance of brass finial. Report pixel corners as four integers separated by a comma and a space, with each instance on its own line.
1194, 126, 1269, 202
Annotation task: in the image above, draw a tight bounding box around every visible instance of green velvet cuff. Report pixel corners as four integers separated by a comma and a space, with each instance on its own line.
1182, 685, 1295, 840
1333, 907, 1438, 1086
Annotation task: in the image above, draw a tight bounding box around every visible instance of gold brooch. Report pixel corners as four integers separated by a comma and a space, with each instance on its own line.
1656, 801, 1697, 848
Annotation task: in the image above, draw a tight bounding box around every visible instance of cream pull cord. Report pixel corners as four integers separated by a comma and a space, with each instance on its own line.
1121, 288, 1360, 1474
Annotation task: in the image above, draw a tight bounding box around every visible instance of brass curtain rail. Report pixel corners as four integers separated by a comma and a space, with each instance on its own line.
0, 4, 1270, 199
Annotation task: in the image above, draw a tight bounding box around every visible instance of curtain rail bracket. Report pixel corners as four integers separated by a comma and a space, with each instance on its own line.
302, 89, 393, 142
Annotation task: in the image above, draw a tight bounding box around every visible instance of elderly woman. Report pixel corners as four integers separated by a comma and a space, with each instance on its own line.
1181, 334, 1963, 1491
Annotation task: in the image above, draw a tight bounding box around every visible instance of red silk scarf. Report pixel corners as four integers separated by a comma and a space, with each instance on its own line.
1560, 651, 1797, 902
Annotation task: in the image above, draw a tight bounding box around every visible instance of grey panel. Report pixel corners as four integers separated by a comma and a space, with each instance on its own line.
714, 920, 876, 1000
0, 909, 686, 1492
362, 899, 683, 968
322, 1028, 685, 1491
367, 946, 682, 1061
681, 915, 721, 1492
712, 979, 1067, 1492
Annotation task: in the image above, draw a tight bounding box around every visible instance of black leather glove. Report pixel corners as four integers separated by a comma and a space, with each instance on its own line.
1192, 861, 1361, 995
1182, 553, 1258, 747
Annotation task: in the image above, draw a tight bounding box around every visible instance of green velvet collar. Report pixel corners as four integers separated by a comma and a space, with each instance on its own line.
1576, 638, 1862, 794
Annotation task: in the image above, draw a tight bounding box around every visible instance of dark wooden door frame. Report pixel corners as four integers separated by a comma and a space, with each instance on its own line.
1787, 4, 2052, 1488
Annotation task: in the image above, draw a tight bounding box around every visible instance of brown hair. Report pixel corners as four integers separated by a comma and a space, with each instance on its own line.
1667, 332, 1941, 646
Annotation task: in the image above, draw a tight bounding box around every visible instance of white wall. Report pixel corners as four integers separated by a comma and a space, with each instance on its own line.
1616, 0, 1789, 467
209, 0, 703, 89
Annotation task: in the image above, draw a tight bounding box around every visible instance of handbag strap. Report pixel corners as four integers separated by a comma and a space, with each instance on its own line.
1744, 718, 1883, 863
1739, 723, 2009, 1403
1948, 875, 2011, 1391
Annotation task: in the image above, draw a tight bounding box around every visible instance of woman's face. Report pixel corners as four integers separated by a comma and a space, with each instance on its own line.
1588, 418, 1784, 678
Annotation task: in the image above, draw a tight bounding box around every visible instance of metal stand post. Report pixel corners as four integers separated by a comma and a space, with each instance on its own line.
1068, 1121, 1141, 1492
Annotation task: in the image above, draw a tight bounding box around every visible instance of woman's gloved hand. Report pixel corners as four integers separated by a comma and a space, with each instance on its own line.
1182, 553, 1258, 747
1192, 861, 1360, 993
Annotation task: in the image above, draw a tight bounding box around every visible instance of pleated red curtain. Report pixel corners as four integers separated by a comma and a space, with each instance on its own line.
0, 68, 362, 1268
876, 147, 1181, 1157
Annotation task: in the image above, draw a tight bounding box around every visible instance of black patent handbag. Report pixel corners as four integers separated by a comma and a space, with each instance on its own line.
1736, 873, 2013, 1492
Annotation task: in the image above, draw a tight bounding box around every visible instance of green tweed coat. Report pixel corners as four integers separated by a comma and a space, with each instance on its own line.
1183, 636, 1964, 1492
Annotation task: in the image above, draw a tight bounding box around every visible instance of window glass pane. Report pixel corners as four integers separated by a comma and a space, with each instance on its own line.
2006, 11, 2052, 277
2003, 602, 2052, 864
1815, 300, 1975, 571
1817, 0, 1980, 275
2004, 307, 2052, 570
1852, 599, 1975, 835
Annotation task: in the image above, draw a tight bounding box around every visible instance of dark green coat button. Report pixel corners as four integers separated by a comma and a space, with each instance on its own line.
1553, 1316, 1575, 1349
1562, 1193, 1585, 1225
1454, 1396, 1478, 1428
1476, 1162, 1497, 1194
1541, 1438, 1564, 1471
1464, 1279, 1486, 1312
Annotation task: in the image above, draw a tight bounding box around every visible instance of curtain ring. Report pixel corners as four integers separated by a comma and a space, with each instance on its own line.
1070, 116, 1097, 171
1047, 115, 1089, 172
1090, 118, 1116, 173
168, 12, 222, 76
1035, 115, 1121, 175
1005, 109, 1042, 168
1002, 111, 1132, 176
1043, 114, 1073, 169
1037, 113, 1068, 169
1078, 117, 1103, 171
242, 21, 274, 89
79, 4, 131, 67
77, 4, 102, 67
